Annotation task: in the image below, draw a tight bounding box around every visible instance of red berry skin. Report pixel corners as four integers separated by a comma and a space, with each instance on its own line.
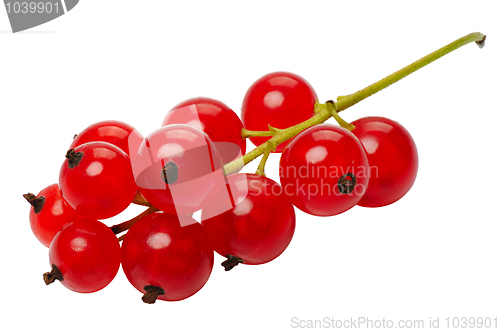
28, 184, 85, 248
161, 97, 246, 164
350, 116, 418, 207
69, 120, 139, 156
201, 173, 295, 265
121, 213, 214, 301
59, 142, 136, 220
241, 72, 317, 152
279, 124, 370, 216
49, 219, 121, 293
133, 125, 225, 215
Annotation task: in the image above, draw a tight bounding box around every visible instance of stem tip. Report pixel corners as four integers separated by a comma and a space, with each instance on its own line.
476, 35, 486, 49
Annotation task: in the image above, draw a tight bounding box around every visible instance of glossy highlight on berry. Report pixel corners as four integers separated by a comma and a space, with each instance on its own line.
70, 120, 139, 156
279, 124, 370, 216
351, 116, 418, 207
201, 173, 295, 269
121, 212, 214, 303
45, 219, 121, 293
59, 141, 136, 220
162, 97, 246, 164
241, 72, 317, 152
133, 124, 226, 215
24, 183, 86, 247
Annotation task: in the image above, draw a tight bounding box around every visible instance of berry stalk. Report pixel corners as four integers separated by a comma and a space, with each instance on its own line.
110, 206, 159, 235
223, 32, 486, 176
132, 190, 153, 207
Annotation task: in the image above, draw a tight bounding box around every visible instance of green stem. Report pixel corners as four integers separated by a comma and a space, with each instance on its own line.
335, 32, 486, 113
241, 128, 274, 139
323, 100, 355, 131
223, 32, 485, 176
255, 145, 272, 176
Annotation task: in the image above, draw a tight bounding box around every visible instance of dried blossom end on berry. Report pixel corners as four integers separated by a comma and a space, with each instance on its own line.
65, 149, 84, 169
23, 193, 46, 213
43, 264, 63, 285
142, 285, 165, 304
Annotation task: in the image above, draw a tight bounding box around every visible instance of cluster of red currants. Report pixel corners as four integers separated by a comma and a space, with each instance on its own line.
25, 72, 418, 304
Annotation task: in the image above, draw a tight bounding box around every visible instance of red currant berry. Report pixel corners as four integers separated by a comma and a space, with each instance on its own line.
161, 97, 246, 164
201, 173, 295, 270
59, 142, 136, 220
241, 72, 317, 152
24, 184, 85, 248
279, 124, 370, 216
121, 212, 214, 303
350, 116, 418, 207
133, 124, 225, 215
44, 219, 121, 293
69, 120, 140, 156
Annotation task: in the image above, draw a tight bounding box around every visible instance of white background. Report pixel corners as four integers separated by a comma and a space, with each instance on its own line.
1, 1, 499, 331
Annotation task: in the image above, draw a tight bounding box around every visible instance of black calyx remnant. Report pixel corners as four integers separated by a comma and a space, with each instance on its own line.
142, 285, 165, 304
338, 173, 357, 194
65, 149, 84, 169
161, 161, 178, 184
221, 255, 244, 271
23, 193, 46, 213
43, 264, 64, 285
